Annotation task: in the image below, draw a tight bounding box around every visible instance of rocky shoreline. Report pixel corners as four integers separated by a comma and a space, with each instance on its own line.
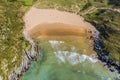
93, 33, 120, 80
10, 29, 120, 80
10, 29, 42, 80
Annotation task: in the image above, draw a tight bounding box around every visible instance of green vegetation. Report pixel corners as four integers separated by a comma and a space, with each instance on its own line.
84, 9, 120, 61
35, 0, 94, 13
35, 0, 112, 12
19, 0, 36, 6
108, 0, 120, 7
0, 0, 35, 80
0, 0, 36, 5
80, 2, 92, 11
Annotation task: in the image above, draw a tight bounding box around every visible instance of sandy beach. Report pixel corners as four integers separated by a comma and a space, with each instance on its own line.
11, 6, 118, 80
24, 7, 97, 39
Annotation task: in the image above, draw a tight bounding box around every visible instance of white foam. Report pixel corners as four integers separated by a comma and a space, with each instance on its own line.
49, 40, 64, 48
54, 51, 65, 63
49, 40, 64, 44
67, 52, 80, 65
48, 40, 98, 64
79, 55, 87, 63
107, 78, 111, 80
54, 50, 98, 65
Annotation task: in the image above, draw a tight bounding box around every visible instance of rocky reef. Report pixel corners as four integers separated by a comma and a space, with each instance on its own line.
93, 32, 120, 80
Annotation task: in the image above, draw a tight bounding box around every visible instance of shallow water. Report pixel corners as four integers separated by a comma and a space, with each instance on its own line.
21, 36, 117, 80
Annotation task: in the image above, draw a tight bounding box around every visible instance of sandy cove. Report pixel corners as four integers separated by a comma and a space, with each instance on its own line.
24, 7, 97, 39
10, 6, 120, 80
10, 7, 100, 80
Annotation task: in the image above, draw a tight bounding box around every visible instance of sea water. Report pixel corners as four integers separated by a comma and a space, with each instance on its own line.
21, 36, 117, 80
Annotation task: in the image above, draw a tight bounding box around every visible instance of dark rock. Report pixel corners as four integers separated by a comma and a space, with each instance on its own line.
109, 68, 115, 72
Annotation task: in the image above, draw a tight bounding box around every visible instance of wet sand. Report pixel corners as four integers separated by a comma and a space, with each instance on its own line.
28, 23, 88, 39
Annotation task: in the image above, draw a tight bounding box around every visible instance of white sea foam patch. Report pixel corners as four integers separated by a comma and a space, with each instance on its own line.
49, 40, 97, 64
49, 40, 64, 48
54, 51, 98, 65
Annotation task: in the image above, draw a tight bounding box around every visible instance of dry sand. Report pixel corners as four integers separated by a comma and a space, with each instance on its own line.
24, 7, 97, 39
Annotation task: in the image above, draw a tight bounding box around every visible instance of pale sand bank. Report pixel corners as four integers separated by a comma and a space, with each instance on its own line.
24, 7, 97, 38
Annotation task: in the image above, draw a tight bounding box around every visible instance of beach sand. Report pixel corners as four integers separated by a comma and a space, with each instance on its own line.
24, 7, 97, 39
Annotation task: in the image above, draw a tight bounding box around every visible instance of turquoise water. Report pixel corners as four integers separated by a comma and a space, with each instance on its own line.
21, 36, 117, 80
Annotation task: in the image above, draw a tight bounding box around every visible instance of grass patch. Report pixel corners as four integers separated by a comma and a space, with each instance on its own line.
80, 2, 92, 11
0, 1, 33, 80
35, 0, 95, 13
19, 0, 34, 6
84, 9, 120, 61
